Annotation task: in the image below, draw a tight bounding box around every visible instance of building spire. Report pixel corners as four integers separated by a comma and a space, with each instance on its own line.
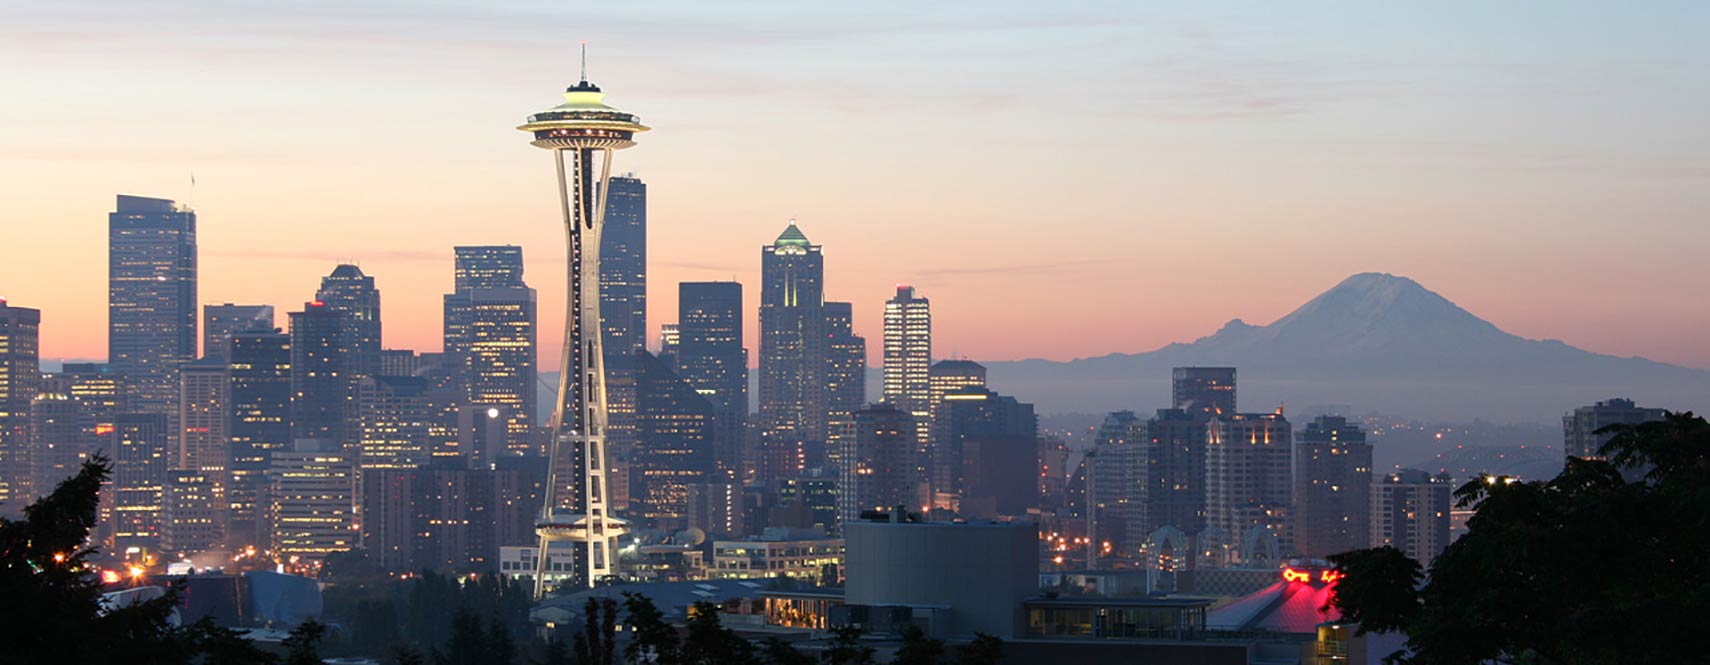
579, 40, 588, 83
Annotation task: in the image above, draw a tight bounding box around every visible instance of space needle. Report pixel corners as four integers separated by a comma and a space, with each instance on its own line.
518, 45, 648, 596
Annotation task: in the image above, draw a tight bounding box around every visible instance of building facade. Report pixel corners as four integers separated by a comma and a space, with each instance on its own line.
228, 330, 292, 547
109, 195, 198, 422
1205, 411, 1293, 564
1372, 469, 1452, 567
758, 221, 826, 446
1293, 416, 1372, 559
202, 304, 273, 360
674, 282, 747, 481
882, 285, 932, 438
1563, 397, 1666, 460
1172, 367, 1236, 418
0, 301, 40, 509
631, 350, 716, 530
838, 404, 919, 524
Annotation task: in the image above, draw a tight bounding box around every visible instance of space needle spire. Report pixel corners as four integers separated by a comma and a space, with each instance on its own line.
517, 45, 649, 597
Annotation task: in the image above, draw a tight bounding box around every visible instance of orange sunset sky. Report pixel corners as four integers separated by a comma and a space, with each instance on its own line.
3, 2, 1706, 370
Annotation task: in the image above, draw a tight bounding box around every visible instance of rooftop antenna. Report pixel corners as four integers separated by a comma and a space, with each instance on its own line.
580, 40, 588, 82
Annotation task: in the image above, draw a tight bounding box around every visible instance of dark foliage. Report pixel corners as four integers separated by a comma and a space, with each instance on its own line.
622, 592, 680, 665
759, 638, 814, 665
952, 633, 1004, 665
892, 625, 944, 665
1328, 412, 1710, 664
819, 626, 875, 665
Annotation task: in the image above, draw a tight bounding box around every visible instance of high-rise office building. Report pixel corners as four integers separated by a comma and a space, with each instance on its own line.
1173, 367, 1236, 418
453, 245, 525, 292
1372, 469, 1452, 567
0, 300, 40, 509
1293, 416, 1372, 559
316, 265, 382, 380
517, 65, 647, 592
114, 413, 171, 550
838, 404, 918, 524
203, 304, 274, 360
445, 247, 538, 454
1563, 397, 1666, 460
758, 220, 826, 445
937, 387, 1037, 518
289, 302, 349, 447
177, 358, 230, 526
1205, 411, 1292, 564
599, 176, 647, 464
109, 195, 197, 421
882, 285, 932, 427
822, 301, 867, 441
926, 360, 985, 428
228, 330, 291, 547
362, 467, 501, 574
356, 375, 432, 473
600, 175, 647, 360
29, 393, 82, 500
631, 350, 715, 530
268, 447, 356, 561
162, 470, 223, 553
674, 282, 747, 481
1087, 411, 1144, 554
380, 349, 419, 378
54, 364, 122, 528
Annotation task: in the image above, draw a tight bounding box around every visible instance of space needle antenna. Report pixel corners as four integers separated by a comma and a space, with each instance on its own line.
580, 40, 588, 82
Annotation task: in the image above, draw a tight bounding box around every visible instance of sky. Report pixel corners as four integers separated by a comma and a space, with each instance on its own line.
3, 1, 1707, 370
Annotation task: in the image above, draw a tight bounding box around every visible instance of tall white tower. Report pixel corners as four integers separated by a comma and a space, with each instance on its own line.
517, 50, 649, 596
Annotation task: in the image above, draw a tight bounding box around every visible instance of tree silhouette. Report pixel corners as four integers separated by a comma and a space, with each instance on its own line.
759, 638, 813, 665
622, 592, 679, 664
892, 625, 944, 665
819, 626, 874, 665
1328, 412, 1710, 664
680, 601, 755, 665
284, 619, 328, 665
953, 633, 1004, 665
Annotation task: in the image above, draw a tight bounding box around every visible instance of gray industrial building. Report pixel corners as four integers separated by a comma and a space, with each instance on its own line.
842, 516, 1036, 638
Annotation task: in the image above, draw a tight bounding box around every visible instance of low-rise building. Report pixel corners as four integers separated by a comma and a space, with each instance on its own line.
710, 528, 844, 585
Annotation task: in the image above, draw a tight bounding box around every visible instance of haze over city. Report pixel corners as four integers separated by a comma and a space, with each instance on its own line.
5, 2, 1707, 372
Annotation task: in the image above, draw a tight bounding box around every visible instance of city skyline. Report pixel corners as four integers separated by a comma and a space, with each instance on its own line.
4, 3, 1707, 372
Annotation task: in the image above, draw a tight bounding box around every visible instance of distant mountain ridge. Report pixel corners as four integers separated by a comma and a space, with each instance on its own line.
982, 273, 1710, 422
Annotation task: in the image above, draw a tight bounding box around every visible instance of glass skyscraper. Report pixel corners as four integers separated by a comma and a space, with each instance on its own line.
0, 300, 41, 510
675, 281, 747, 480
203, 303, 274, 361
600, 175, 647, 359
443, 246, 536, 455
109, 195, 198, 420
228, 329, 291, 547
758, 220, 826, 444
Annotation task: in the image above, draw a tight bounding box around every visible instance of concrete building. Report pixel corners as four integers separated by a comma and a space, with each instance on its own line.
202, 304, 273, 360
1563, 397, 1666, 460
0, 300, 40, 509
114, 413, 171, 549
839, 404, 919, 524
843, 518, 1037, 638
355, 375, 432, 473
178, 358, 231, 515
361, 467, 502, 573
710, 529, 844, 585
1293, 416, 1372, 559
268, 448, 356, 562
162, 469, 224, 553
882, 285, 931, 445
936, 387, 1037, 518
822, 301, 867, 470
1372, 469, 1452, 567
227, 330, 292, 548
1173, 367, 1236, 418
674, 282, 747, 481
29, 392, 84, 499
1205, 411, 1292, 565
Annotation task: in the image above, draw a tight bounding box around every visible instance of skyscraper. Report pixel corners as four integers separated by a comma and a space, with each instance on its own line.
675, 282, 747, 481
517, 60, 648, 593
203, 304, 274, 360
926, 360, 986, 428
228, 330, 291, 547
289, 302, 348, 447
162, 470, 222, 554
838, 404, 918, 524
29, 393, 82, 501
937, 387, 1037, 518
444, 246, 538, 454
316, 264, 382, 380
1205, 411, 1292, 565
268, 447, 355, 562
1372, 469, 1452, 567
177, 358, 231, 530
600, 175, 647, 360
1173, 367, 1236, 418
114, 412, 170, 550
109, 195, 197, 420
758, 220, 826, 445
1563, 397, 1666, 461
822, 301, 867, 442
0, 300, 40, 510
1087, 411, 1144, 555
882, 285, 932, 430
1293, 415, 1372, 559
355, 375, 432, 473
631, 350, 715, 530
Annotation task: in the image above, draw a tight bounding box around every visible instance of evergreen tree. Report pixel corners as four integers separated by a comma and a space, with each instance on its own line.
622, 592, 680, 665
680, 601, 755, 665
187, 616, 280, 665
437, 609, 490, 665
953, 633, 1003, 665
819, 626, 874, 665
759, 638, 814, 665
1330, 412, 1710, 664
489, 616, 519, 665
892, 625, 944, 665
284, 619, 328, 665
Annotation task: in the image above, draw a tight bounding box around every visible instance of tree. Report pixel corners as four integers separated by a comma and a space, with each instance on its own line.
680, 601, 755, 665
819, 626, 874, 665
1328, 412, 1710, 664
892, 625, 944, 665
284, 619, 328, 665
391, 646, 427, 665
623, 592, 680, 665
953, 633, 1004, 665
539, 636, 573, 665
437, 609, 489, 665
0, 454, 188, 662
188, 617, 280, 665
488, 616, 518, 665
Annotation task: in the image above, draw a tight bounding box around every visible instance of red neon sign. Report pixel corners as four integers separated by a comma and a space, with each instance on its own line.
1320, 570, 1343, 584
1282, 567, 1312, 583
1282, 566, 1344, 585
